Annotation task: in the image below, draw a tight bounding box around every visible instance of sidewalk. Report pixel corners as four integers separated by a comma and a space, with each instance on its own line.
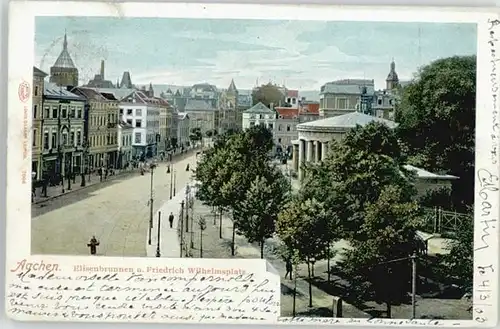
146, 185, 189, 258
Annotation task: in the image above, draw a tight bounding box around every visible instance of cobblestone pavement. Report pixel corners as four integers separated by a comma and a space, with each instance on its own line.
31, 150, 199, 257
186, 198, 369, 318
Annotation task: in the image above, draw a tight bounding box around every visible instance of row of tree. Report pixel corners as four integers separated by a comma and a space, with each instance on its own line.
194, 125, 291, 258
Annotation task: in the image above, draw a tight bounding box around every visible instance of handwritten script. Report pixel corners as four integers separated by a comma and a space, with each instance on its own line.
6, 260, 280, 323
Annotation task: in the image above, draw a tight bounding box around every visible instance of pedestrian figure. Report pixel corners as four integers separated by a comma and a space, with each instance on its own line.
185, 163, 190, 171
168, 212, 174, 228
87, 236, 100, 255
285, 257, 293, 280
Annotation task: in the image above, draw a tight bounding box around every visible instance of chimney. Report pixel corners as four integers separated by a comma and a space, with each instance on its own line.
100, 60, 105, 79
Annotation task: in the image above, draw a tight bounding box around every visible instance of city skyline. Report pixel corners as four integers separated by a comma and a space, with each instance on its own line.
35, 17, 477, 91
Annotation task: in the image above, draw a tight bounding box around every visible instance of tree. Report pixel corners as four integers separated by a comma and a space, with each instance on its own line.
418, 186, 454, 211
237, 166, 290, 258
340, 185, 420, 318
277, 197, 334, 307
252, 83, 285, 107
189, 127, 202, 146
395, 55, 476, 210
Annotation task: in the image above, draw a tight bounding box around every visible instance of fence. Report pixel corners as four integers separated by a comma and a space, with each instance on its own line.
420, 207, 470, 235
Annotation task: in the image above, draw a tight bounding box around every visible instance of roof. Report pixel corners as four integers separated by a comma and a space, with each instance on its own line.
44, 83, 85, 101
287, 90, 299, 98
53, 33, 76, 69
100, 92, 118, 101
276, 107, 299, 119
237, 94, 252, 107
33, 66, 48, 77
228, 79, 237, 92
191, 83, 217, 93
185, 99, 213, 111
404, 164, 459, 180
71, 87, 108, 101
94, 88, 137, 101
300, 103, 320, 115
244, 102, 274, 114
321, 80, 375, 95
297, 111, 398, 130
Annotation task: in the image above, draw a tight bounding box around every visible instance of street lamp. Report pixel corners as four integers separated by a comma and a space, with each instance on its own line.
173, 170, 176, 197
148, 162, 157, 245
156, 211, 161, 257
185, 184, 190, 233
180, 200, 185, 258
169, 164, 174, 199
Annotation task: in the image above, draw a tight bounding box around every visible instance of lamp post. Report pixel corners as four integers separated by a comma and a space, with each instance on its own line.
180, 200, 185, 258
185, 184, 190, 233
156, 211, 161, 257
148, 163, 156, 245
168, 164, 173, 199
173, 170, 176, 197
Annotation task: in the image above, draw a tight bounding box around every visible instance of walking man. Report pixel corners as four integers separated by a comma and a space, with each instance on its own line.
285, 257, 293, 280
168, 212, 175, 228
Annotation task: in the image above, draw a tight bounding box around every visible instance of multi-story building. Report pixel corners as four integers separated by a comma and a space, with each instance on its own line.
242, 102, 276, 131
71, 87, 120, 169
117, 121, 134, 168
236, 93, 253, 131
184, 98, 218, 134
298, 102, 320, 123
177, 112, 190, 149
285, 89, 299, 109
49, 32, 79, 88
41, 83, 86, 184
275, 107, 300, 155
119, 90, 160, 160
319, 79, 375, 118
32, 67, 48, 180
170, 106, 179, 149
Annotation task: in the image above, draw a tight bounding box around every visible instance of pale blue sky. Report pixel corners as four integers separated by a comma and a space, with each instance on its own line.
35, 17, 477, 91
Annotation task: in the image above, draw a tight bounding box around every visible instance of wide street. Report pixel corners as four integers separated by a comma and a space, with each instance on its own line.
31, 152, 198, 257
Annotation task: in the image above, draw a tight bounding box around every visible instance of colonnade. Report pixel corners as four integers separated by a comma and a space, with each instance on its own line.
291, 139, 329, 180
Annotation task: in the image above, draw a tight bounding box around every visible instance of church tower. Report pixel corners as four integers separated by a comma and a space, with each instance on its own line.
226, 78, 239, 108
49, 31, 79, 88
385, 59, 399, 91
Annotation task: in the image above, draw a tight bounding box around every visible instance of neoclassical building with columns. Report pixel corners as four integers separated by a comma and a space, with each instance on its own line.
291, 112, 398, 180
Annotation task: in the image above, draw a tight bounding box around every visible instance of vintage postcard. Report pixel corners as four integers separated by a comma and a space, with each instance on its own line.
4, 1, 499, 327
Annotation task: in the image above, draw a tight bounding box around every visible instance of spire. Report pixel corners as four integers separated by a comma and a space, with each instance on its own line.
386, 58, 399, 90
63, 29, 68, 50
100, 60, 105, 79
228, 79, 237, 92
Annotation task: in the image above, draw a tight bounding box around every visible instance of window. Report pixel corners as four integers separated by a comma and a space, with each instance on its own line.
43, 132, 49, 149
135, 120, 142, 128
292, 98, 296, 104
259, 114, 263, 119
76, 108, 81, 119
278, 138, 282, 143
127, 109, 133, 115
119, 109, 123, 115
70, 132, 75, 145
34, 86, 39, 96
135, 132, 141, 144
268, 123, 273, 130
70, 107, 75, 118
76, 131, 81, 145
389, 99, 393, 105
287, 98, 291, 103
378, 98, 382, 105
126, 119, 132, 125
136, 109, 142, 116
51, 132, 57, 148
337, 98, 347, 110
32, 129, 37, 146
278, 124, 282, 131
286, 125, 291, 132
107, 135, 110, 145
62, 132, 68, 145
33, 105, 37, 119
44, 107, 50, 119
61, 106, 67, 118
52, 107, 58, 119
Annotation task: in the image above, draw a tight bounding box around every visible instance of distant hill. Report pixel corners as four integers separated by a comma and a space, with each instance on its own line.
139, 84, 320, 102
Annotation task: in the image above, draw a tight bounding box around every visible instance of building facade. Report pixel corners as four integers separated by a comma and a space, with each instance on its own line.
242, 102, 277, 131
32, 67, 48, 180
218, 79, 239, 134
184, 98, 218, 134
71, 87, 120, 169
177, 112, 190, 148
41, 83, 86, 184
319, 79, 375, 118
275, 107, 299, 155
117, 121, 134, 168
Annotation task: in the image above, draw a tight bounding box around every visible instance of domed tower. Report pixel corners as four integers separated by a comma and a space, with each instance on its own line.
49, 31, 79, 88
386, 59, 399, 91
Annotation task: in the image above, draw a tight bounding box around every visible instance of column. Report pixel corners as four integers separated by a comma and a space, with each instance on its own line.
298, 139, 305, 181
321, 141, 329, 161
315, 140, 321, 162
292, 143, 298, 171
306, 140, 313, 162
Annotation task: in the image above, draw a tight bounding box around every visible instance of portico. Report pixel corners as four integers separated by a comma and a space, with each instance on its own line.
292, 112, 398, 180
